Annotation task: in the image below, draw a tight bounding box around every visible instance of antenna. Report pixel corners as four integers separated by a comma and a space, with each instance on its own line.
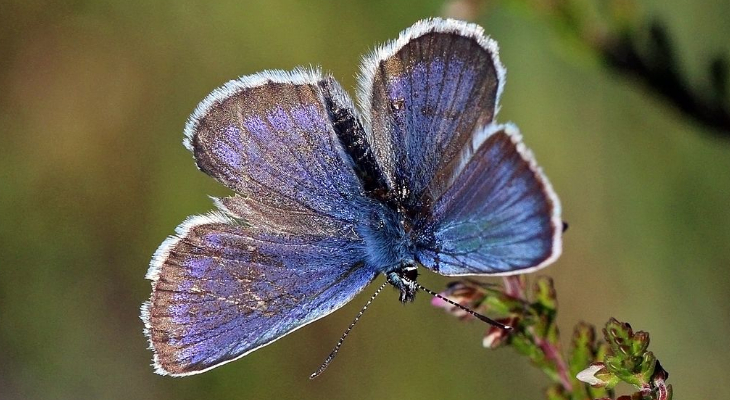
415, 282, 513, 331
309, 281, 388, 380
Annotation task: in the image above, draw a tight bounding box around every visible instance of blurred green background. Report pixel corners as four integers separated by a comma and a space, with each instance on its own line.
1, 0, 729, 399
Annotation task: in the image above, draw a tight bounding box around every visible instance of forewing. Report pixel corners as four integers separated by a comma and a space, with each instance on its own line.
142, 213, 376, 376
185, 68, 366, 222
415, 124, 562, 275
358, 18, 504, 208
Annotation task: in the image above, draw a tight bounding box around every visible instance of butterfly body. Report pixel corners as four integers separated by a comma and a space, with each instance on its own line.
142, 18, 562, 376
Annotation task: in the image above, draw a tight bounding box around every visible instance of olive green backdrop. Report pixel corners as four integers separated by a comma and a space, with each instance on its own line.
1, 1, 729, 399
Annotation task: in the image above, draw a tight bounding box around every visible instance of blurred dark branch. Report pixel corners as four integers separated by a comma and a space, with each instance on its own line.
442, 0, 730, 139
602, 22, 730, 136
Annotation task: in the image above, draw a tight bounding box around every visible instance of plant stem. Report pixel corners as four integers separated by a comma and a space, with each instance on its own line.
534, 334, 573, 391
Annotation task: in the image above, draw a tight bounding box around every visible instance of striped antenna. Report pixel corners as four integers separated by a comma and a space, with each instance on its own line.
310, 281, 388, 379
415, 283, 513, 331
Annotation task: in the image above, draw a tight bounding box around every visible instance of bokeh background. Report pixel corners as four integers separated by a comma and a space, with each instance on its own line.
2, 0, 729, 399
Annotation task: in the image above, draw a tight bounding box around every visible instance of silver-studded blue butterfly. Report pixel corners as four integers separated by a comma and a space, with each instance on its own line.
141, 18, 562, 377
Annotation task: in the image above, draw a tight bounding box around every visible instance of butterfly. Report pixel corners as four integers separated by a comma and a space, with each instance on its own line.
141, 17, 562, 377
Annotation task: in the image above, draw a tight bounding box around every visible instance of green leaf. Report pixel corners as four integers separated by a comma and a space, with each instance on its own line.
510, 333, 539, 360
569, 322, 595, 373
482, 294, 518, 315
639, 351, 657, 383
533, 276, 558, 312
603, 318, 636, 358
568, 322, 596, 399
632, 331, 650, 355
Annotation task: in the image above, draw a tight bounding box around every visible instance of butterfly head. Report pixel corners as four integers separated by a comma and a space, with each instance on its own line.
386, 264, 419, 303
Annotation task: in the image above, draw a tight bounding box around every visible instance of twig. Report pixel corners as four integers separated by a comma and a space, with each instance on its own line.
442, 0, 730, 138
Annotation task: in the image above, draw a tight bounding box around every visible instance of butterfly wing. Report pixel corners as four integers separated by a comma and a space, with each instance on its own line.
142, 69, 378, 376
187, 69, 369, 223
414, 124, 562, 275
360, 18, 560, 275
143, 214, 375, 376
358, 18, 504, 208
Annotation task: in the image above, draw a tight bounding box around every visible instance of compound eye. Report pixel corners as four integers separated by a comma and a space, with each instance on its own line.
402, 266, 418, 282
